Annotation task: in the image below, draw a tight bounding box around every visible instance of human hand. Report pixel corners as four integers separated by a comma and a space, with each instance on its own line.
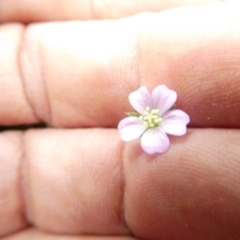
1, 0, 240, 239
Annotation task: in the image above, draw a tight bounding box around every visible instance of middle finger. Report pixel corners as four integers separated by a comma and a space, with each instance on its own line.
1, 2, 240, 127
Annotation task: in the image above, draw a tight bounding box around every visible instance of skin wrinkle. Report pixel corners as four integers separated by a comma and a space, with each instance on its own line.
22, 130, 60, 230
37, 31, 54, 124
38, 24, 53, 123
17, 132, 30, 233
0, 132, 29, 237
89, 0, 95, 19
22, 132, 65, 229
19, 138, 32, 230
121, 140, 134, 237
119, 140, 131, 236
17, 25, 40, 123
116, 28, 143, 232
20, 25, 52, 124
0, 24, 39, 125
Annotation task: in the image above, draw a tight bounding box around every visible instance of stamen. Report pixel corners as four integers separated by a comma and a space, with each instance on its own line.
139, 107, 162, 128
144, 110, 149, 115
154, 118, 162, 123
151, 109, 158, 114
143, 121, 148, 127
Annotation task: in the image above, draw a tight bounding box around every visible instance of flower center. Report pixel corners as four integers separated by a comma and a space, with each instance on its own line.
139, 106, 162, 128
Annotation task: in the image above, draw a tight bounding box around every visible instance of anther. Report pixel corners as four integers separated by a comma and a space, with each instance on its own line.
144, 110, 149, 115
140, 107, 162, 128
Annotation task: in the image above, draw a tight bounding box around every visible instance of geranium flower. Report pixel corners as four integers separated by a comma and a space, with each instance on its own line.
118, 85, 190, 154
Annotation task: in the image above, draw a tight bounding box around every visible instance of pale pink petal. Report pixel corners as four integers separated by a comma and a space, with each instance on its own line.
151, 85, 177, 115
140, 128, 170, 154
118, 117, 146, 141
129, 86, 152, 115
161, 110, 190, 136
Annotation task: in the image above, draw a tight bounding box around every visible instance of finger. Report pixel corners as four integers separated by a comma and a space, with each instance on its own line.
1, 2, 240, 127
3, 228, 138, 240
2, 128, 240, 239
0, 0, 220, 23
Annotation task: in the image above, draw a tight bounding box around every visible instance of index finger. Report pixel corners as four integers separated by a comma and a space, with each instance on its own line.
0, 2, 240, 127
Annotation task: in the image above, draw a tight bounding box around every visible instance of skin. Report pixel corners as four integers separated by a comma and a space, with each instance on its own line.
1, 0, 240, 239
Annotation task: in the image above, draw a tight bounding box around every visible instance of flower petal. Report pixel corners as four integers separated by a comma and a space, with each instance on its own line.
129, 86, 152, 115
151, 85, 177, 115
140, 128, 170, 154
118, 117, 146, 141
161, 110, 190, 136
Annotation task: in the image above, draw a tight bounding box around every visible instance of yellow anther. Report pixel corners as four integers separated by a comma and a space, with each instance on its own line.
140, 107, 162, 128
151, 109, 159, 114
144, 110, 149, 115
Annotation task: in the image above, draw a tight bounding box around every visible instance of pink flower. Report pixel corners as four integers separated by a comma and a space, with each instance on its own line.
118, 85, 190, 154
